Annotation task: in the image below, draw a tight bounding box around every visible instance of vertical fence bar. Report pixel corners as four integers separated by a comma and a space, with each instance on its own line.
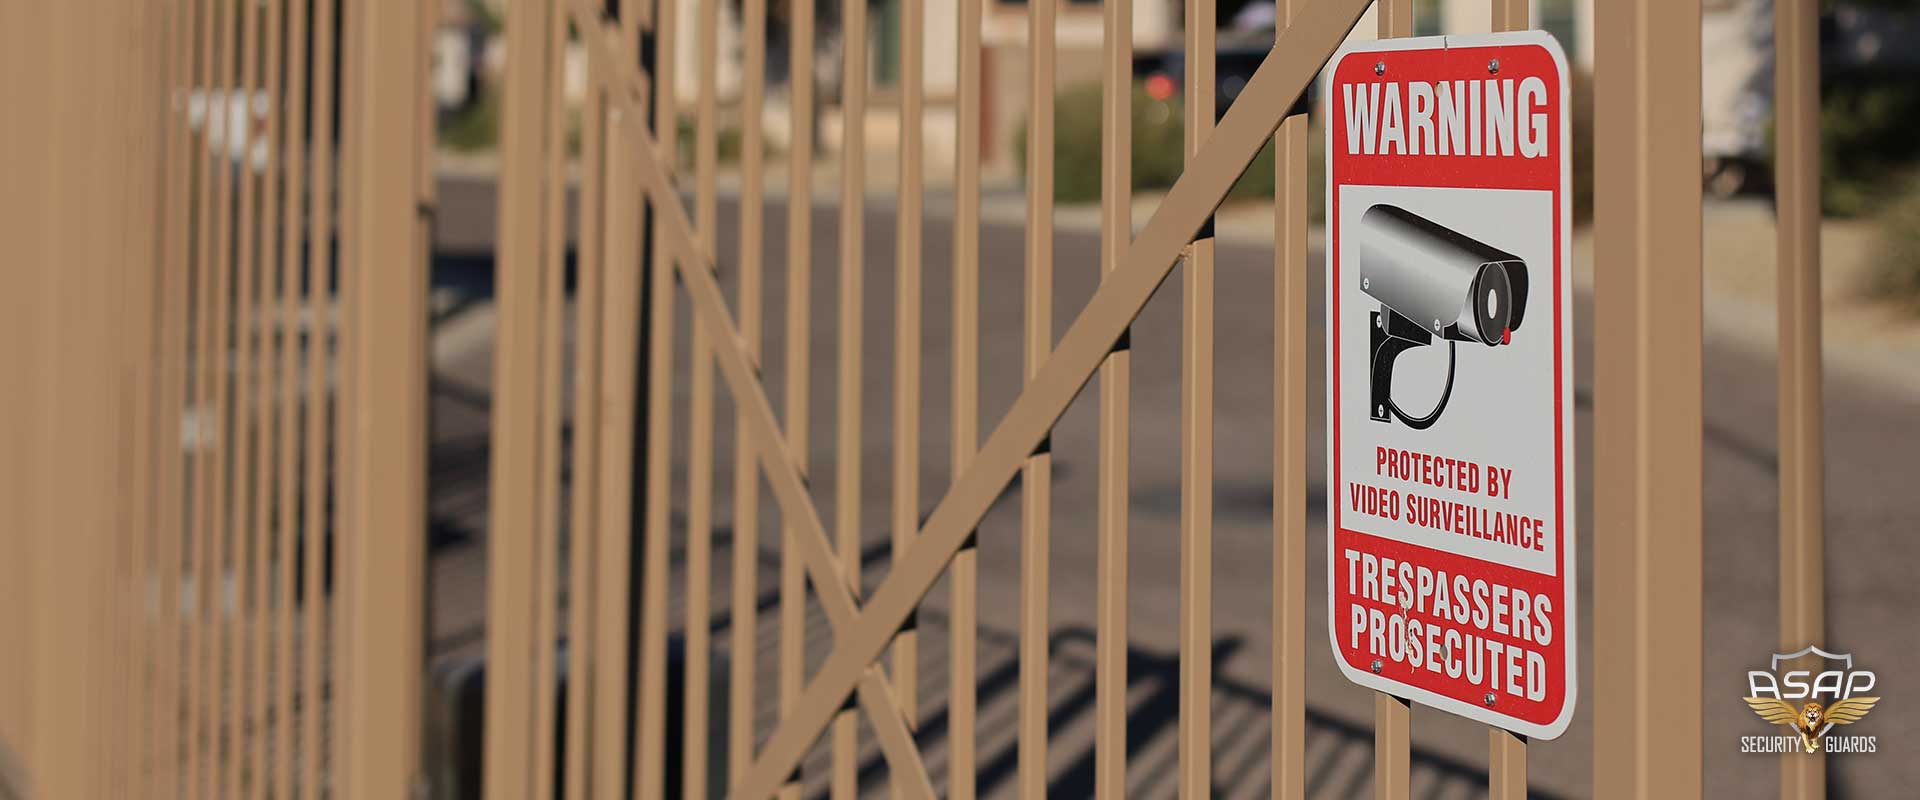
587, 9, 649, 800
0, 0, 22, 760
1367, 6, 1412, 794
24, 0, 148, 793
235, 0, 269, 784
950, 0, 983, 794
209, 0, 243, 786
338, 0, 431, 791
332, 0, 363, 777
178, 0, 209, 786
731, 0, 771, 790
413, 11, 439, 778
8, 0, 48, 781
780, 0, 817, 795
223, 0, 260, 784
180, 3, 208, 788
1270, 0, 1306, 795
1480, 8, 1531, 797
638, 0, 681, 788
303, 0, 332, 790
302, 0, 342, 793
1491, 0, 1526, 31
1593, 0, 1705, 796
206, 0, 243, 786
101, 5, 141, 783
0, 0, 19, 770
116, 1, 169, 788
1096, 0, 1132, 792
623, 0, 644, 46
274, 2, 311, 796
184, 1, 219, 787
1774, 0, 1826, 795
1489, 731, 1526, 799
628, 90, 673, 799
1178, 0, 1216, 794
485, 0, 550, 792
1372, 695, 1410, 799
225, 0, 265, 791
533, 0, 571, 791
156, 1, 202, 792
566, 20, 609, 800
104, 14, 144, 780
686, 0, 723, 793
597, 74, 646, 800
142, 0, 176, 788
184, 0, 220, 787
834, 0, 870, 793
248, 0, 287, 790
576, 14, 645, 800
890, 0, 926, 760
1021, 0, 1057, 795
335, 0, 361, 780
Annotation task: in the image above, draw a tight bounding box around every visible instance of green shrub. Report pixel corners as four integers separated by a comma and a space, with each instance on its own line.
1015, 81, 1329, 218
1817, 69, 1920, 217
1014, 82, 1184, 204
439, 83, 500, 153
1132, 89, 1187, 192
676, 117, 745, 169
1870, 174, 1920, 315
1765, 68, 1920, 218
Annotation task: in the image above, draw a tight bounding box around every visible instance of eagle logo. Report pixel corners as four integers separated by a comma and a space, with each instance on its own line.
1743, 696, 1880, 753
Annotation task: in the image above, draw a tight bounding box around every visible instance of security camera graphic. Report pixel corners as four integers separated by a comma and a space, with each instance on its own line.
1359, 205, 1529, 430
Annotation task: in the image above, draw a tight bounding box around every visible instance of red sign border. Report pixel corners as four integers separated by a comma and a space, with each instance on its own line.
1323, 30, 1578, 740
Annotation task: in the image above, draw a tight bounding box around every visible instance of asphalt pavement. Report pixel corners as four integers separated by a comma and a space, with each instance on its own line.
424, 177, 1919, 798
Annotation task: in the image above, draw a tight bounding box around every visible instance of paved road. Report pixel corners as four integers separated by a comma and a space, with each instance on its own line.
425, 179, 1919, 798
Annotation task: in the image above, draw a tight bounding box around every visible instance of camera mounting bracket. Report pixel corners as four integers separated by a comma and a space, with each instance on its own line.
1370, 308, 1457, 430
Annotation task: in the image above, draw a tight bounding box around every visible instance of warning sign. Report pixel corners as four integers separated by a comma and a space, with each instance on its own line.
1324, 31, 1576, 738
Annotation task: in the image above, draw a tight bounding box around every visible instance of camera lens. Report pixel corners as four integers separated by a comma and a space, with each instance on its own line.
1463, 264, 1513, 346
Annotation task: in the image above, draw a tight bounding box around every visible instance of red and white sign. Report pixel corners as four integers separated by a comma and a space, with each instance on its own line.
1324, 31, 1576, 738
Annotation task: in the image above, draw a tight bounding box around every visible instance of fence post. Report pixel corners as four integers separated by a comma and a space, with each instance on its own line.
1271, 0, 1309, 794
338, 0, 432, 795
1367, 6, 1414, 797
485, 0, 554, 795
1593, 0, 1705, 796
1773, 0, 1827, 794
9, 0, 165, 796
1483, 8, 1532, 799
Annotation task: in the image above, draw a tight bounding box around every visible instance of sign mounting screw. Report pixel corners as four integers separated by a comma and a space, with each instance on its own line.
1374, 61, 1386, 76
1484, 692, 1499, 707
1488, 58, 1501, 74
1371, 659, 1384, 674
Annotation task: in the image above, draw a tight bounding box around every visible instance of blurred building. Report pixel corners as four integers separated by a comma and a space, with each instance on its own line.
480, 0, 1920, 195
639, 0, 1594, 178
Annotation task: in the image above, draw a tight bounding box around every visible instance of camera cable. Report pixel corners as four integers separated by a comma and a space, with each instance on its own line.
1389, 340, 1456, 430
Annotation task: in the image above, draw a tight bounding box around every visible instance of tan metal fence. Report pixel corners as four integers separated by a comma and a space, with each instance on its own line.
0, 0, 432, 797
479, 0, 1824, 798
0, 0, 1836, 798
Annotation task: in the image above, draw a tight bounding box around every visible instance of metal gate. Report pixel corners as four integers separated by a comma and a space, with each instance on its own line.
480, 0, 1822, 798
0, 0, 1839, 798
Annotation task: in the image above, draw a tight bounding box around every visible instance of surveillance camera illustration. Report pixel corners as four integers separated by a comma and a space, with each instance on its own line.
1358, 205, 1529, 430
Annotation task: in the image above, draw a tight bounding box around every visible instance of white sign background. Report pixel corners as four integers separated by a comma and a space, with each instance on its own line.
1332, 184, 1560, 575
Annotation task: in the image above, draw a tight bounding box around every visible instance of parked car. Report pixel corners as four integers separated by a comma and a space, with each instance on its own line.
1132, 27, 1288, 122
